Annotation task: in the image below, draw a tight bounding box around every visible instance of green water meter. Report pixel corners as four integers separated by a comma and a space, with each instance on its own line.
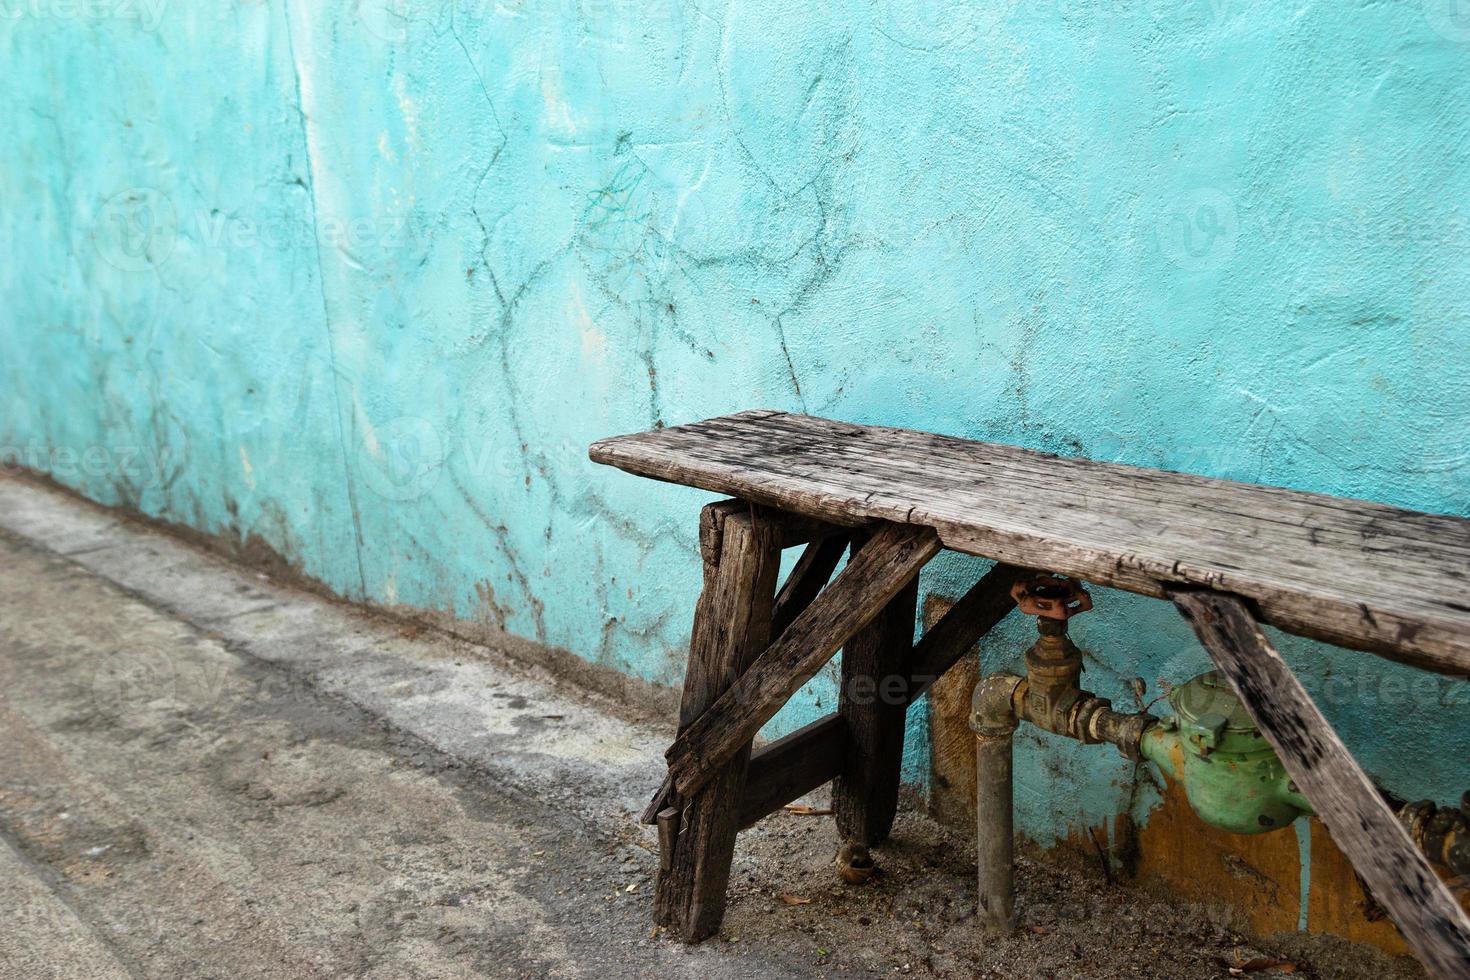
1173, 670, 1269, 755
1140, 671, 1313, 835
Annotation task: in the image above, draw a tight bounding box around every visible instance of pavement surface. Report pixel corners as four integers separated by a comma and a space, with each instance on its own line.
0, 477, 1426, 979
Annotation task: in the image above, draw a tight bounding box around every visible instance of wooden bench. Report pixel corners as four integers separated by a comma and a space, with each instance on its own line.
589, 410, 1470, 976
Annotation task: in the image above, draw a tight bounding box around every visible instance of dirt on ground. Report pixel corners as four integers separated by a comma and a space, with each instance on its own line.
0, 475, 1428, 979
707, 794, 1421, 978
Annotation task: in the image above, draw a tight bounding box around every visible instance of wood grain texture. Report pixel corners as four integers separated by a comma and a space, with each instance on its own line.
656, 556, 1018, 825
641, 511, 846, 827
640, 775, 672, 826
590, 411, 1470, 675
695, 498, 841, 562
738, 713, 846, 829
743, 566, 1024, 834
655, 553, 1008, 831
905, 562, 1023, 702
654, 504, 781, 941
833, 532, 920, 846
771, 533, 849, 639
1173, 591, 1470, 979
664, 522, 940, 798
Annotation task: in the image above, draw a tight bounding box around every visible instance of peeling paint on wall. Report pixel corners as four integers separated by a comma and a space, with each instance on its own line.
2, 1, 1468, 851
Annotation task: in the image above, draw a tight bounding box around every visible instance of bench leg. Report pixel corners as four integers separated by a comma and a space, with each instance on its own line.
654, 503, 781, 941
1174, 591, 1470, 979
833, 530, 922, 850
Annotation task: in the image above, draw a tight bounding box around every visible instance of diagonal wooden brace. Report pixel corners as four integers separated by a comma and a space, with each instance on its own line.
665, 522, 941, 799
640, 554, 1020, 828
905, 561, 1025, 702
1173, 591, 1470, 980
640, 529, 849, 827
771, 532, 851, 638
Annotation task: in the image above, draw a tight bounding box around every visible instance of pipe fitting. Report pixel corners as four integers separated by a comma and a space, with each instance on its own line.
1401, 800, 1470, 878
1074, 696, 1155, 761
969, 673, 1023, 738
1021, 620, 1085, 735
971, 672, 1022, 937
969, 574, 1468, 946
969, 670, 1151, 759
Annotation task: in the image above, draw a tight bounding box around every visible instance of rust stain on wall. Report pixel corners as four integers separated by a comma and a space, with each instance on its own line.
1303, 814, 1413, 954
1133, 776, 1302, 936
924, 595, 978, 833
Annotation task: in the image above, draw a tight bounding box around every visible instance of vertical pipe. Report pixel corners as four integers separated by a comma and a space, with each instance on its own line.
975, 728, 1015, 934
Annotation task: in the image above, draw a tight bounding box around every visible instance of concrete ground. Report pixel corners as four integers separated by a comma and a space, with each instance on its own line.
0, 477, 1426, 979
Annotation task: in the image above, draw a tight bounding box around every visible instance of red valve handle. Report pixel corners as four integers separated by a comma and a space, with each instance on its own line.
1010, 574, 1092, 620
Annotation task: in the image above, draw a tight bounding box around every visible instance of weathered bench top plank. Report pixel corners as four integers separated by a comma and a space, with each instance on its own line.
590, 411, 1470, 676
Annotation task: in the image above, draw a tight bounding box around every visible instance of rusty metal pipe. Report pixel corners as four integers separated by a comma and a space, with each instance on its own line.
1068, 693, 1155, 761
968, 577, 1157, 936
975, 731, 1015, 933
1400, 800, 1470, 879
971, 673, 1024, 935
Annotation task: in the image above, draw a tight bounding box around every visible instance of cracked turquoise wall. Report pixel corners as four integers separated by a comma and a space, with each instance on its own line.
2, 1, 1468, 848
